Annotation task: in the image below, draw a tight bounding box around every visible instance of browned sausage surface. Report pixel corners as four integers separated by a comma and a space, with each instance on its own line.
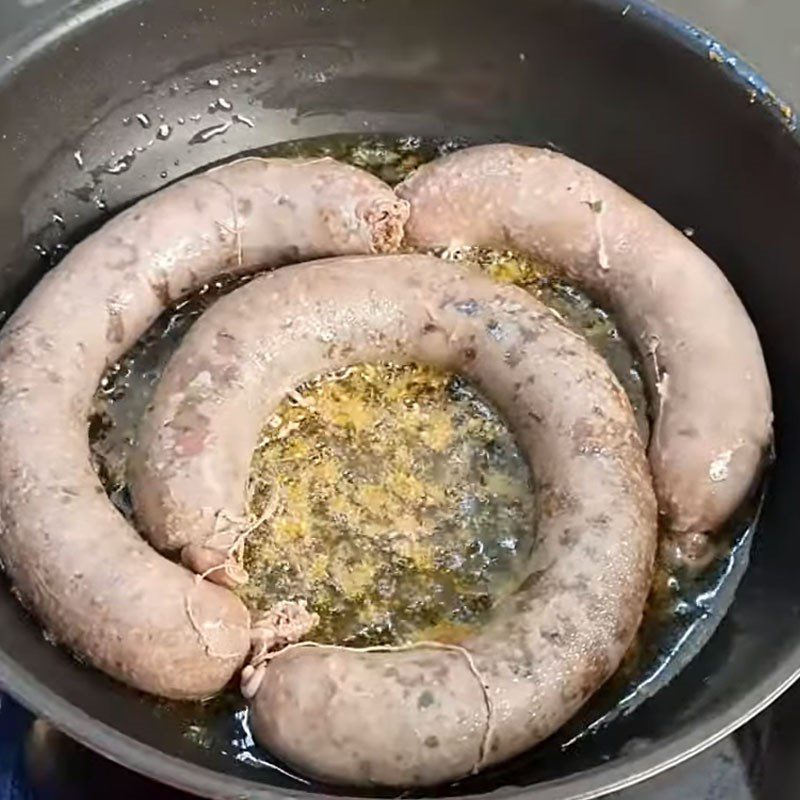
132, 254, 657, 784
0, 158, 408, 699
397, 144, 772, 535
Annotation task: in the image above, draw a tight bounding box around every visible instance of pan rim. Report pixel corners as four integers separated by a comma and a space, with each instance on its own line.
0, 0, 797, 798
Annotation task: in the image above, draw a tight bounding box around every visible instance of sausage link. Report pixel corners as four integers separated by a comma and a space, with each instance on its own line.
397, 144, 772, 534
0, 158, 408, 698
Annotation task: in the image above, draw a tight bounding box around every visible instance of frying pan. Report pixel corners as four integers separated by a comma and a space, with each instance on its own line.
0, 0, 799, 797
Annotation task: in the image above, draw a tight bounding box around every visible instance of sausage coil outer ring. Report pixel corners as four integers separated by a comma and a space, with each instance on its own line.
132, 254, 657, 786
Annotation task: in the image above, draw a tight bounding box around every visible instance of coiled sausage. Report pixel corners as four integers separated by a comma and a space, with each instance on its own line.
132, 254, 657, 784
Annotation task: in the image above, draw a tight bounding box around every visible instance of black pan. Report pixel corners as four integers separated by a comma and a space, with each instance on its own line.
0, 1, 799, 798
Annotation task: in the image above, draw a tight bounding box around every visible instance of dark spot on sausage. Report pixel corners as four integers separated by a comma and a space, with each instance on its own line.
106, 310, 125, 344
463, 347, 477, 362
487, 320, 505, 341
35, 335, 54, 353
221, 364, 241, 386
504, 350, 522, 368
323, 674, 339, 700
563, 573, 591, 596
678, 426, 699, 438
521, 326, 540, 344
320, 208, 336, 229
561, 684, 582, 706
578, 650, 611, 699
417, 690, 435, 709
422, 322, 440, 335
276, 194, 296, 209
614, 615, 636, 644
515, 565, 552, 597
279, 245, 301, 264
169, 410, 211, 458
527, 411, 543, 423
183, 267, 201, 293
454, 299, 479, 316
424, 735, 440, 748
559, 527, 579, 548
581, 541, 601, 563
542, 628, 561, 644
5, 320, 31, 340
214, 331, 238, 357
540, 486, 582, 518
106, 237, 139, 271
237, 197, 253, 217
216, 222, 234, 245
147, 272, 172, 307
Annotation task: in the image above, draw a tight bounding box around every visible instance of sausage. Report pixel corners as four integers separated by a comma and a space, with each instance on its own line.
0, 158, 409, 699
396, 144, 772, 535
130, 254, 657, 784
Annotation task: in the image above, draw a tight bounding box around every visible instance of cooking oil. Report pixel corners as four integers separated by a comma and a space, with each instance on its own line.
239, 362, 534, 648
87, 133, 758, 783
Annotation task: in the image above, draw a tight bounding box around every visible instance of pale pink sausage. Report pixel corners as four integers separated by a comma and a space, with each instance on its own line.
131, 254, 656, 784
0, 158, 408, 699
397, 144, 772, 535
